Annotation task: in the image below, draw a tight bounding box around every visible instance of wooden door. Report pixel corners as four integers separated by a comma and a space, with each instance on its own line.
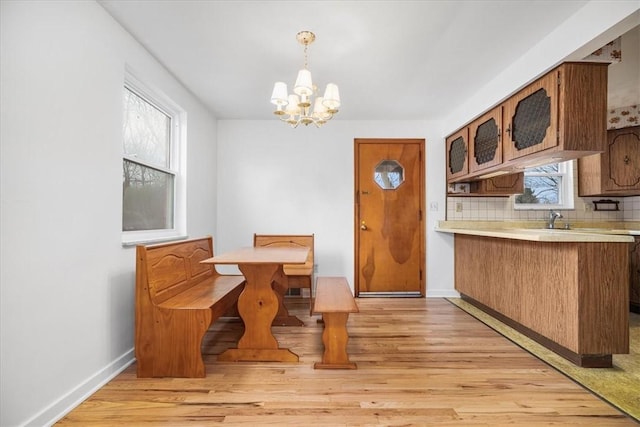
354, 139, 425, 296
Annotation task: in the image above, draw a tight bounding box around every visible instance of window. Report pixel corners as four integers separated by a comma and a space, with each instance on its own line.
514, 160, 574, 210
374, 160, 404, 190
122, 71, 186, 244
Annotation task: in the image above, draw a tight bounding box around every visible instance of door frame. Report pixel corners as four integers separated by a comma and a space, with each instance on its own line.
354, 138, 426, 297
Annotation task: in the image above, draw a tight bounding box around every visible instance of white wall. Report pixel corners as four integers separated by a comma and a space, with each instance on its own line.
0, 2, 218, 426
1, 1, 638, 426
215, 4, 640, 303
216, 120, 454, 297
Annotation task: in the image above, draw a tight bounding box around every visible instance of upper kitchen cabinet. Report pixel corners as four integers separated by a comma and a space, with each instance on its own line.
578, 25, 640, 197
502, 71, 558, 161
468, 172, 524, 196
578, 125, 640, 196
446, 128, 469, 181
469, 106, 503, 172
504, 62, 608, 163
446, 62, 609, 184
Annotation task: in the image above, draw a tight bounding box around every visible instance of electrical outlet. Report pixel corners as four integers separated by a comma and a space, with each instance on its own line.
429, 202, 438, 211
455, 202, 463, 212
313, 264, 318, 273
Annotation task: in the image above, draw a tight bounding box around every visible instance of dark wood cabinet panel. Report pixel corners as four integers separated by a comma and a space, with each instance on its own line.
578, 126, 640, 196
447, 173, 524, 197
606, 126, 640, 191
469, 173, 524, 195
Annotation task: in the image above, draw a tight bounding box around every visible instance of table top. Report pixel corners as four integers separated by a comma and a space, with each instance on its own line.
202, 246, 309, 265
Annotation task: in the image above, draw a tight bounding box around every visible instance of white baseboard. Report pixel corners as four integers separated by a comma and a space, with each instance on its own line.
426, 289, 460, 298
24, 348, 135, 427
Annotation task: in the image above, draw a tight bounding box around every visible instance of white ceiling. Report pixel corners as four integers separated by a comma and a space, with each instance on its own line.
98, 0, 595, 121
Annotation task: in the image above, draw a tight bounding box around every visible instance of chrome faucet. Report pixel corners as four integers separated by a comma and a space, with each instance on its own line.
547, 210, 563, 229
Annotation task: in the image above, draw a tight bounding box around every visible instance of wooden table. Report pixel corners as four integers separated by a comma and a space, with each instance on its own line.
201, 246, 309, 362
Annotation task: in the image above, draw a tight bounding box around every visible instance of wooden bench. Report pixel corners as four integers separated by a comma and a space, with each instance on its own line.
253, 234, 314, 307
312, 276, 359, 369
135, 236, 245, 378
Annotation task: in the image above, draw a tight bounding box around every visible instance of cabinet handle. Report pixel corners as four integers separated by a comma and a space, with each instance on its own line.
624, 155, 630, 165
505, 125, 511, 136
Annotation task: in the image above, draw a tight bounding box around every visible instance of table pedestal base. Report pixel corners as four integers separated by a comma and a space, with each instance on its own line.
272, 315, 304, 326
272, 268, 304, 326
218, 348, 299, 362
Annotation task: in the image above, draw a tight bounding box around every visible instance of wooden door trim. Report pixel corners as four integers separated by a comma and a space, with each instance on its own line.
354, 138, 426, 297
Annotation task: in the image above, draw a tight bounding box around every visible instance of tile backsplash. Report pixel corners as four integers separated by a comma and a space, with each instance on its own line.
446, 161, 640, 222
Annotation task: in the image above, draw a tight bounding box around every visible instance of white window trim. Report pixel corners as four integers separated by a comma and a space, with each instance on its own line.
122, 67, 187, 246
514, 160, 574, 210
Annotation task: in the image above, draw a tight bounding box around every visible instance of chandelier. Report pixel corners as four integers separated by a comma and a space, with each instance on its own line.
270, 31, 340, 128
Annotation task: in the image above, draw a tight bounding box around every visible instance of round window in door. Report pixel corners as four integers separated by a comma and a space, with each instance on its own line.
374, 160, 404, 190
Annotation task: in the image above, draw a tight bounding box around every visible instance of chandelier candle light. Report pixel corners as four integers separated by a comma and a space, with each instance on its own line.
270, 31, 340, 128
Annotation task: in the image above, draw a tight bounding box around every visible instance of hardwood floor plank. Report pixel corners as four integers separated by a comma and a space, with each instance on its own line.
57, 298, 636, 425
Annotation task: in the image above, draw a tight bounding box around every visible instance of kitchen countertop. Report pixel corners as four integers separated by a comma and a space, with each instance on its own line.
435, 221, 637, 243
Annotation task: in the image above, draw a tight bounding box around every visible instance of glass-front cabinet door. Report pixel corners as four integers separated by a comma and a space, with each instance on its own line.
446, 128, 469, 181
503, 71, 558, 161
469, 106, 502, 172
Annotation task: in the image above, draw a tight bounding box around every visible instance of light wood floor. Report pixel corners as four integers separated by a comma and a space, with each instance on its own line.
58, 298, 636, 426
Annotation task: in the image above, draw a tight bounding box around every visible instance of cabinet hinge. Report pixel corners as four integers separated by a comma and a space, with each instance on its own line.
557, 130, 560, 142
557, 72, 561, 87
419, 269, 422, 280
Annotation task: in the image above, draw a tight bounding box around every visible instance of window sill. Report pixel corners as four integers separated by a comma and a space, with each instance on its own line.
121, 234, 189, 248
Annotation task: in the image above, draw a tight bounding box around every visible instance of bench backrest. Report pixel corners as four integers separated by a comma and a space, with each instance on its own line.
136, 237, 216, 305
253, 234, 314, 271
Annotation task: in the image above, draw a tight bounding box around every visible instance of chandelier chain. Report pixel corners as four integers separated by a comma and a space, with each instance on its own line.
303, 44, 309, 70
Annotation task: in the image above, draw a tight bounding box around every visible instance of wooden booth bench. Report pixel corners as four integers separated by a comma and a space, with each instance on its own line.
312, 276, 359, 369
135, 237, 245, 378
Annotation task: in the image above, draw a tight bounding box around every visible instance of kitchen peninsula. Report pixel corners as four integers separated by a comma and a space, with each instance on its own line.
437, 222, 636, 368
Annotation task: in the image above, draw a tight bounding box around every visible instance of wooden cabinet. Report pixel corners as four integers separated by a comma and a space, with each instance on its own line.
469, 173, 523, 195
578, 126, 640, 196
446, 128, 469, 181
631, 236, 640, 313
454, 234, 629, 367
504, 62, 607, 163
469, 107, 502, 172
448, 172, 524, 197
446, 62, 608, 184
503, 71, 558, 161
